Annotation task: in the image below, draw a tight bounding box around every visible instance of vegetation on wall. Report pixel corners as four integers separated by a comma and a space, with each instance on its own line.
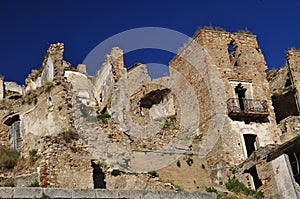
0, 146, 20, 170
97, 113, 111, 124
206, 177, 264, 199
60, 130, 79, 143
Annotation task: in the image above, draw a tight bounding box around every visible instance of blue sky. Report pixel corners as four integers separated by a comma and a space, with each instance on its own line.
1, 0, 300, 84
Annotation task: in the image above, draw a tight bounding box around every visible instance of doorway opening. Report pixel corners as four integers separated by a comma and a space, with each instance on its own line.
243, 134, 257, 157
247, 166, 263, 190
91, 161, 106, 189
235, 84, 247, 111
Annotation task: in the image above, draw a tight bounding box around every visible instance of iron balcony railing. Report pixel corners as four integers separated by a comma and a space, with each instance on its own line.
226, 98, 269, 118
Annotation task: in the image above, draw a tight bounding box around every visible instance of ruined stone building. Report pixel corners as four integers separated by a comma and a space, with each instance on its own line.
0, 28, 300, 198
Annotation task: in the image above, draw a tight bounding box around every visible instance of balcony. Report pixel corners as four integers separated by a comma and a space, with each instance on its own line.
226, 98, 269, 120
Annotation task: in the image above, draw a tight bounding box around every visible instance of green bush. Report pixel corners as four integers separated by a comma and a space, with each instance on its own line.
206, 187, 218, 194
0, 146, 20, 169
171, 183, 184, 191
41, 193, 51, 199
97, 113, 111, 124
225, 178, 264, 198
111, 169, 122, 176
28, 179, 39, 187
186, 157, 194, 166
162, 118, 176, 130
3, 181, 15, 187
29, 149, 38, 161
225, 178, 248, 194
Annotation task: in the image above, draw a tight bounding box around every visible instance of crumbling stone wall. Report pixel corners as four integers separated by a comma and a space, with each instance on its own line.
0, 77, 3, 100
64, 70, 96, 106
93, 48, 117, 112
1, 28, 299, 198
169, 29, 280, 192
39, 134, 94, 188
287, 49, 300, 110
278, 116, 300, 142
25, 43, 67, 93
4, 82, 23, 96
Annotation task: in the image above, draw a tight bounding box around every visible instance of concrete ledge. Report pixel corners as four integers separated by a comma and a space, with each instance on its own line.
0, 187, 13, 198
0, 187, 217, 199
14, 187, 43, 198
72, 189, 96, 198
44, 188, 72, 198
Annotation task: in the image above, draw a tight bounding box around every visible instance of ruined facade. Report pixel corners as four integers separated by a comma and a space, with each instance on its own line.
0, 28, 300, 198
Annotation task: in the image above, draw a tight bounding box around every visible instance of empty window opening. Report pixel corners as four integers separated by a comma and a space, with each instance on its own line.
139, 88, 171, 109
243, 134, 257, 157
228, 41, 240, 66
4, 115, 21, 151
91, 161, 106, 189
247, 166, 263, 190
235, 83, 247, 111
228, 43, 235, 55
286, 148, 300, 184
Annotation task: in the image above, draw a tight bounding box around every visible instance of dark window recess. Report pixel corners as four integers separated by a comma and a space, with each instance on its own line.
243, 134, 257, 157
272, 89, 299, 123
285, 78, 292, 87
91, 161, 106, 189
139, 89, 171, 109
286, 148, 300, 184
247, 166, 263, 190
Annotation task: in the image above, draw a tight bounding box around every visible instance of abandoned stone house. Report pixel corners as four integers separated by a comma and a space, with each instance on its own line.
0, 28, 300, 198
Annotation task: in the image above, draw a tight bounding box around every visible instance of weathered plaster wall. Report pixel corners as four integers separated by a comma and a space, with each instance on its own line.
4, 81, 23, 95
0, 77, 3, 100
272, 154, 299, 199
41, 57, 54, 84
93, 54, 114, 112
65, 71, 96, 106
20, 83, 72, 138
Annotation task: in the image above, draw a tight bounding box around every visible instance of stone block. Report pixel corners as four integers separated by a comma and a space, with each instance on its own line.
95, 189, 119, 198
14, 187, 43, 198
43, 188, 72, 198
72, 189, 96, 198
0, 188, 13, 198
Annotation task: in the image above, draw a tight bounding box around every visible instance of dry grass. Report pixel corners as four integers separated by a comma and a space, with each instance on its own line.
0, 146, 20, 170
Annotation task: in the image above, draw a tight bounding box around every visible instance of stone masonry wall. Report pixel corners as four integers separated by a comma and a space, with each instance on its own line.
1, 28, 299, 198
178, 29, 282, 192
287, 49, 300, 111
